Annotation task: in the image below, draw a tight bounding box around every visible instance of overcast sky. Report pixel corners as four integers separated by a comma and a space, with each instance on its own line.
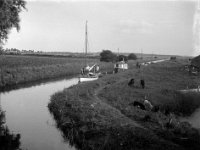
5, 0, 198, 56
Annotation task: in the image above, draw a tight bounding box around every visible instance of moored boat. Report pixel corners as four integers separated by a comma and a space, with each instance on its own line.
79, 76, 98, 82
79, 63, 100, 82
79, 21, 100, 83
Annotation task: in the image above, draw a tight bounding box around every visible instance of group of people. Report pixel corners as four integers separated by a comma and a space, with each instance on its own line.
81, 64, 100, 76
132, 98, 180, 129
132, 98, 154, 111
128, 78, 145, 89
81, 66, 89, 75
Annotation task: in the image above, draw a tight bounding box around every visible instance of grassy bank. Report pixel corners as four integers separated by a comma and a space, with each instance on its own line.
0, 55, 114, 89
98, 59, 200, 116
49, 58, 200, 150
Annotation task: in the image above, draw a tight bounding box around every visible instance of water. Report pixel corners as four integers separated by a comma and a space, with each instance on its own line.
179, 89, 200, 129
181, 108, 200, 129
178, 88, 200, 128
0, 78, 78, 150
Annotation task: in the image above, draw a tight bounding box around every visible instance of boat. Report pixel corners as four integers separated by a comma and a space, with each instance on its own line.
79, 21, 100, 83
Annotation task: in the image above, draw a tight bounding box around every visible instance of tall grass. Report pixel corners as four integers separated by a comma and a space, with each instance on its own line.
98, 60, 200, 116
49, 80, 180, 150
162, 91, 200, 116
0, 55, 114, 89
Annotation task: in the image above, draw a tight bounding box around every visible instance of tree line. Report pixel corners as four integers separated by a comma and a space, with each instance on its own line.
100, 50, 137, 62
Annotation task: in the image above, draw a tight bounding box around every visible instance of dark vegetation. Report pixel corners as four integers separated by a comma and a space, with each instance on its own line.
191, 55, 200, 68
0, 0, 26, 43
49, 58, 200, 150
117, 55, 128, 62
0, 109, 21, 150
0, 47, 3, 54
128, 53, 137, 60
100, 50, 117, 62
0, 55, 114, 90
100, 50, 137, 62
0, 2, 24, 147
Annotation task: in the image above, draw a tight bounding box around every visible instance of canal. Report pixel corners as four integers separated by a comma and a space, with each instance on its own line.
0, 78, 78, 150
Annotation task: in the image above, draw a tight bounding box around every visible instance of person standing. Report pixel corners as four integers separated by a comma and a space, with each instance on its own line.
141, 79, 145, 89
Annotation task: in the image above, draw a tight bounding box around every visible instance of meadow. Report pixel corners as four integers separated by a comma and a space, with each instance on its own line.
49, 58, 200, 150
0, 55, 114, 89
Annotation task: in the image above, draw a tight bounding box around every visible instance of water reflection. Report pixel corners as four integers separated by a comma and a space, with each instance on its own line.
1, 78, 78, 150
0, 76, 76, 93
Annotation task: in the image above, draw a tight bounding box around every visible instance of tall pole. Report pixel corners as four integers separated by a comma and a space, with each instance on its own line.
85, 20, 88, 66
117, 48, 119, 61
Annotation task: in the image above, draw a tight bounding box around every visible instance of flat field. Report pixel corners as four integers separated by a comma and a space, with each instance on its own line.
0, 55, 114, 89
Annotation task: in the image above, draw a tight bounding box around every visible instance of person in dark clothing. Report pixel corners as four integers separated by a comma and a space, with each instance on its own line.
114, 68, 118, 73
81, 67, 86, 75
151, 105, 160, 112
141, 79, 145, 89
128, 78, 135, 87
136, 62, 141, 69
131, 101, 146, 110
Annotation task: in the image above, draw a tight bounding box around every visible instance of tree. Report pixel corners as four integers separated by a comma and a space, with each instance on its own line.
100, 50, 117, 62
117, 55, 128, 62
128, 53, 137, 60
0, 46, 3, 54
0, 0, 26, 44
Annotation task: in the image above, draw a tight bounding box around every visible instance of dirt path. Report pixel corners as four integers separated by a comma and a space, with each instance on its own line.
93, 83, 144, 128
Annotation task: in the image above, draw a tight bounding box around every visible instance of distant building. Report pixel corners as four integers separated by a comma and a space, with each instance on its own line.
114, 60, 128, 73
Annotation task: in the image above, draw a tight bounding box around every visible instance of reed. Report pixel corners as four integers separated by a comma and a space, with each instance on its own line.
0, 55, 114, 89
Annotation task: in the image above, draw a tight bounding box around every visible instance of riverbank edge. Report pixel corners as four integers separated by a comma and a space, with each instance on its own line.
48, 60, 200, 149
0, 73, 78, 92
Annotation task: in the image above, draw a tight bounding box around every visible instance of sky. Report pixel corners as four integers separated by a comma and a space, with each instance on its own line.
4, 0, 199, 56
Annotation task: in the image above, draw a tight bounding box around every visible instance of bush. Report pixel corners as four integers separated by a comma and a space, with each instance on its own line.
100, 50, 117, 62
165, 92, 200, 116
191, 55, 200, 67
0, 46, 3, 55
128, 53, 137, 60
117, 55, 128, 62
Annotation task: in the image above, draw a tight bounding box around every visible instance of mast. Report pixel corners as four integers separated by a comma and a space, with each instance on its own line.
117, 48, 119, 56
85, 20, 88, 66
